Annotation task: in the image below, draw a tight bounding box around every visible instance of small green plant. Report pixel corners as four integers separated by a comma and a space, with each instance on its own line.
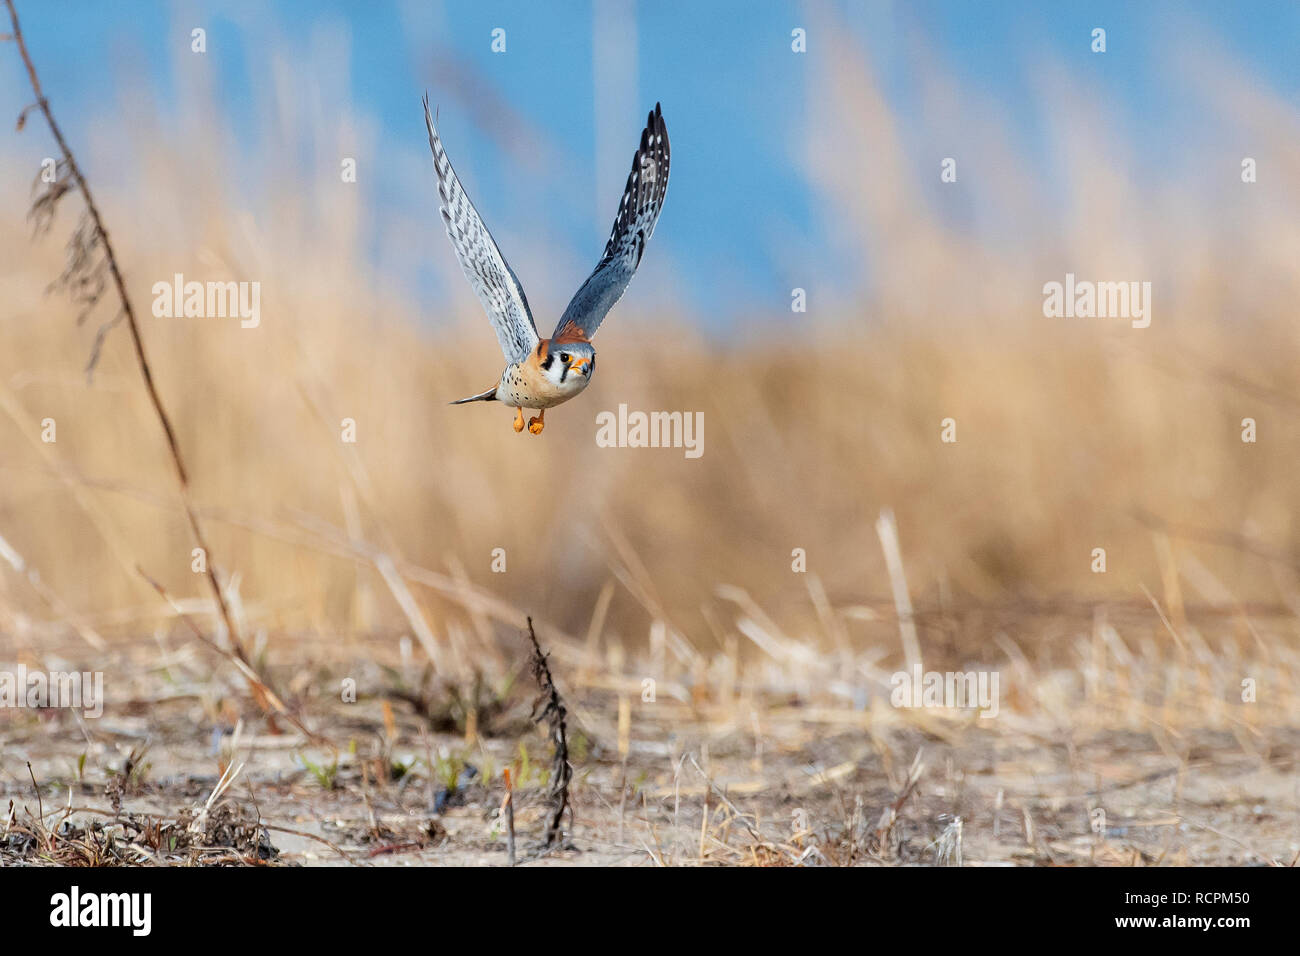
104, 742, 152, 794
517, 741, 532, 786
475, 752, 496, 788
432, 750, 465, 793
569, 731, 589, 764
298, 753, 340, 790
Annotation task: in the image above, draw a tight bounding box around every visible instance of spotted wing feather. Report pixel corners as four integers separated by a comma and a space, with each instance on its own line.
424, 95, 539, 365
553, 103, 669, 341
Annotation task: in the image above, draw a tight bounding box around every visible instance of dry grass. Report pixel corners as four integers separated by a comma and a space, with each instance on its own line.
1, 12, 1299, 865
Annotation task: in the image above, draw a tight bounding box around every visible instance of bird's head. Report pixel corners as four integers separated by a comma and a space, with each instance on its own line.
540, 339, 596, 387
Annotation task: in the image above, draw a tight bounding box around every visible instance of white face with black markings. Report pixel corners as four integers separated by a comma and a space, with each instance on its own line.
540, 341, 596, 392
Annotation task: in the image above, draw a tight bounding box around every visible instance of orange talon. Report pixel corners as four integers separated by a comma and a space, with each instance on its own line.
512, 408, 525, 433
528, 410, 545, 435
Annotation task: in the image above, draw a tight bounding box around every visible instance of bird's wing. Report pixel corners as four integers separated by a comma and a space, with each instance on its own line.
552, 103, 670, 342
424, 95, 539, 365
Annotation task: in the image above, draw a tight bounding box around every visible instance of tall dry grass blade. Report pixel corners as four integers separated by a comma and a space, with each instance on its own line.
876, 507, 922, 673
0, 528, 105, 648
373, 553, 447, 675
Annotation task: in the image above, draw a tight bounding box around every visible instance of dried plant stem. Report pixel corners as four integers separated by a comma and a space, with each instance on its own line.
876, 507, 921, 673
501, 768, 516, 867
4, 0, 246, 665
0, 528, 105, 649
137, 565, 321, 743
526, 617, 572, 850
688, 753, 763, 844
616, 693, 630, 845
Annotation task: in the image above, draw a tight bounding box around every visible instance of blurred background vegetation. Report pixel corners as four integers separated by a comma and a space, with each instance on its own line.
0, 4, 1297, 717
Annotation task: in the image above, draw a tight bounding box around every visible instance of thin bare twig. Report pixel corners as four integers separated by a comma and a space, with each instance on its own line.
688, 753, 763, 844
4, 0, 248, 667
137, 565, 324, 744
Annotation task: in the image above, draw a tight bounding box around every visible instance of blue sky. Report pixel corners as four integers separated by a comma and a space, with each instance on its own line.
5, 1, 1299, 326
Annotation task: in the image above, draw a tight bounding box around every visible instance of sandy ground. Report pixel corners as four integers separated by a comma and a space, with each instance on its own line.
3, 635, 1296, 867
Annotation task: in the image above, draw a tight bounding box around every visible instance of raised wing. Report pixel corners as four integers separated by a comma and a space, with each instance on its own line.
553, 103, 669, 341
424, 95, 539, 365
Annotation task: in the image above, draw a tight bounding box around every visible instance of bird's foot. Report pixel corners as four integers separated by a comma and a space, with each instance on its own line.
528, 411, 545, 435
512, 408, 525, 433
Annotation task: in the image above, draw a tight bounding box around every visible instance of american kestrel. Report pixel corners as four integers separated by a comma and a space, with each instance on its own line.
424, 96, 670, 434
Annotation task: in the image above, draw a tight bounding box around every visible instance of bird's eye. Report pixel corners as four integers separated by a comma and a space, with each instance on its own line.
560, 353, 571, 363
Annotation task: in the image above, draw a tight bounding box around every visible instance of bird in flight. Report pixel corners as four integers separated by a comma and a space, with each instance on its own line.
424, 96, 670, 434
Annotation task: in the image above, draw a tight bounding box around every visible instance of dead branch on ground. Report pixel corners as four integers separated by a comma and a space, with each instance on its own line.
527, 617, 572, 850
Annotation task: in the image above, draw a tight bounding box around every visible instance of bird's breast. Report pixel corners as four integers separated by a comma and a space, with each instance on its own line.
496, 359, 590, 409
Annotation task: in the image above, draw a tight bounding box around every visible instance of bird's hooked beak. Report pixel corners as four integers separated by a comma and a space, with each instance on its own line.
569, 356, 590, 376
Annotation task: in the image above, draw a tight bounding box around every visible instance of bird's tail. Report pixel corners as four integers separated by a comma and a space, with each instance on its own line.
449, 385, 497, 405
